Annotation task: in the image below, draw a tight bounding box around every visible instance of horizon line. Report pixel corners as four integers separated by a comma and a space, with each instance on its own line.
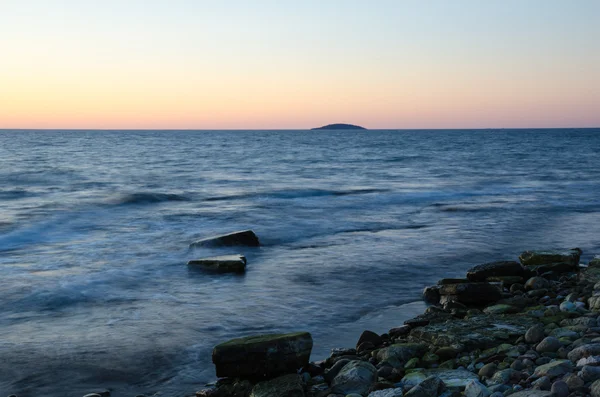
1, 126, 600, 131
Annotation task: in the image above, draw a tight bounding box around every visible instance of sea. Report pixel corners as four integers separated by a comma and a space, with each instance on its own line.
1, 128, 599, 396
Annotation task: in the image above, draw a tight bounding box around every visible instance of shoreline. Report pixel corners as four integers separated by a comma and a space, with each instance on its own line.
201, 248, 600, 397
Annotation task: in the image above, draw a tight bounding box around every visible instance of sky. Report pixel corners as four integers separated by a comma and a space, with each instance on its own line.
0, 0, 599, 129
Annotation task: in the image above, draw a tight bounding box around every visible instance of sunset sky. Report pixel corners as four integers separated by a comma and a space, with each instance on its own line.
1, 0, 599, 129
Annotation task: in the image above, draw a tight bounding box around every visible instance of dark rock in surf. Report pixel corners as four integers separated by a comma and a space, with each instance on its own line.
188, 254, 247, 273
212, 332, 313, 379
190, 230, 260, 248
519, 249, 581, 273
438, 282, 502, 305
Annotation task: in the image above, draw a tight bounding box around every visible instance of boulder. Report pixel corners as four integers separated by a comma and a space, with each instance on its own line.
593, 379, 600, 397
438, 282, 501, 305
532, 360, 573, 379
188, 254, 247, 273
423, 286, 440, 305
466, 261, 524, 282
536, 337, 562, 353
249, 374, 305, 397
404, 375, 445, 397
212, 332, 312, 378
507, 391, 552, 397
330, 360, 377, 396
524, 277, 550, 291
402, 369, 477, 391
519, 249, 581, 268
368, 388, 404, 397
464, 379, 491, 397
356, 330, 382, 349
191, 230, 260, 248
376, 343, 428, 368
567, 343, 600, 362
579, 365, 600, 383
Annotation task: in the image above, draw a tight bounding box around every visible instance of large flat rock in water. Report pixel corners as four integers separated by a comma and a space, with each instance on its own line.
190, 230, 260, 248
188, 254, 247, 273
212, 332, 313, 378
408, 313, 538, 350
518, 249, 581, 270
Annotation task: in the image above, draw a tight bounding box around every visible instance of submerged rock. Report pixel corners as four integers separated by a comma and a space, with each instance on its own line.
188, 254, 247, 273
212, 332, 313, 378
190, 230, 260, 248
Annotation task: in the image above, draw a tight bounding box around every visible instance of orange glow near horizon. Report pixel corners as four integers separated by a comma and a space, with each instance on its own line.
1, 1, 599, 129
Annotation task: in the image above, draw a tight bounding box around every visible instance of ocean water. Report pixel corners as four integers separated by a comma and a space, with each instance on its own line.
1, 128, 600, 396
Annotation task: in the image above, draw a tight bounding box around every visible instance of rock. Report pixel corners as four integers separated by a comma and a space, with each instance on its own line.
212, 332, 313, 378
389, 325, 411, 338
188, 254, 247, 273
536, 336, 562, 353
466, 261, 524, 282
559, 301, 577, 313
531, 376, 551, 390
330, 360, 377, 396
483, 304, 519, 315
438, 283, 501, 305
357, 330, 382, 349
519, 249, 581, 267
592, 379, 600, 397
423, 286, 440, 305
567, 343, 600, 362
525, 324, 545, 344
550, 380, 569, 397
579, 365, 600, 382
368, 388, 404, 397
404, 375, 446, 397
488, 368, 515, 385
563, 373, 584, 390
506, 391, 552, 397
324, 359, 351, 383
464, 380, 491, 397
577, 355, 600, 366
524, 277, 550, 291
532, 360, 573, 378
478, 363, 497, 378
402, 369, 477, 391
211, 379, 253, 397
249, 374, 305, 397
376, 344, 427, 368
190, 230, 260, 248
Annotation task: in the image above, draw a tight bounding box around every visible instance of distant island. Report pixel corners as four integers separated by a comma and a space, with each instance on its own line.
311, 123, 367, 130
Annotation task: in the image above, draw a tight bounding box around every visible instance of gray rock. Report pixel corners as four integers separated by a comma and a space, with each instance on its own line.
524, 277, 550, 291
464, 379, 491, 397
525, 324, 545, 344
249, 374, 305, 397
212, 332, 313, 378
330, 360, 377, 396
531, 376, 551, 390
466, 261, 524, 282
188, 254, 247, 273
567, 343, 600, 362
563, 373, 584, 390
579, 365, 600, 382
533, 360, 573, 379
536, 337, 562, 353
592, 379, 600, 397
357, 330, 382, 349
478, 363, 497, 378
368, 388, 403, 397
376, 343, 427, 368
550, 380, 569, 397
488, 369, 515, 385
324, 359, 351, 383
405, 376, 446, 397
507, 391, 552, 397
190, 229, 260, 247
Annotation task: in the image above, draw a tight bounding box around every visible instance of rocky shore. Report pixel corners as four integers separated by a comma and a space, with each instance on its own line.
198, 248, 600, 397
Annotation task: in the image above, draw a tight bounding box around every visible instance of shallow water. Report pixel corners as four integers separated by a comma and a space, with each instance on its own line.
1, 128, 599, 396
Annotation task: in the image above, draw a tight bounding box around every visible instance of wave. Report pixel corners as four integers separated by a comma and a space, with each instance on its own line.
0, 189, 33, 200
111, 192, 190, 205
204, 188, 389, 202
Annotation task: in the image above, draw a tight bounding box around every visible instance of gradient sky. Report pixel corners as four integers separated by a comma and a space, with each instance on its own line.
1, 0, 599, 129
